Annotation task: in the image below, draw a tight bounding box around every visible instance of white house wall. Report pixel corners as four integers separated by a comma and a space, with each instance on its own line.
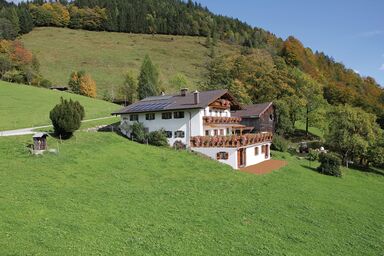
192, 147, 238, 169
243, 143, 271, 166
192, 142, 271, 170
120, 109, 203, 146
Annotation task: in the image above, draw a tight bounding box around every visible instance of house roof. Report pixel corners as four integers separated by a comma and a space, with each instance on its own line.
112, 89, 242, 115
33, 132, 49, 138
231, 102, 273, 118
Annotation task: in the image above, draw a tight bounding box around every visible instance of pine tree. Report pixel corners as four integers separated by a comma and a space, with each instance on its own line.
17, 7, 34, 34
137, 55, 159, 100
0, 7, 20, 37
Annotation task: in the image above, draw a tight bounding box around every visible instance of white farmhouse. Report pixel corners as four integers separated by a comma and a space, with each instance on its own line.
112, 89, 272, 169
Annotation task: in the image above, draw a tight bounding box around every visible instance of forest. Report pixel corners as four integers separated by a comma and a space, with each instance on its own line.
0, 0, 383, 134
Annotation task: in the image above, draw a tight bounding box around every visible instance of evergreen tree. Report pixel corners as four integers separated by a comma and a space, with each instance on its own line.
49, 98, 85, 139
0, 7, 20, 38
17, 7, 34, 34
137, 55, 159, 99
0, 18, 17, 40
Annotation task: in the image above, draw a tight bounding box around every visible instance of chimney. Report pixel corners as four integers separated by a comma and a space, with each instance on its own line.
193, 90, 200, 105
180, 88, 188, 96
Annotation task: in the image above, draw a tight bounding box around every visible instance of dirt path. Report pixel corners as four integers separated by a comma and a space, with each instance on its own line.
0, 116, 116, 137
240, 160, 288, 175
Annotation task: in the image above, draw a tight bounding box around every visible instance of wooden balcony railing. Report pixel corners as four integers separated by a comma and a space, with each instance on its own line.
190, 132, 273, 148
203, 116, 242, 125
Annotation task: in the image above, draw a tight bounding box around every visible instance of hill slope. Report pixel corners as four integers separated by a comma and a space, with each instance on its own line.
20, 27, 238, 94
0, 80, 119, 130
0, 132, 383, 255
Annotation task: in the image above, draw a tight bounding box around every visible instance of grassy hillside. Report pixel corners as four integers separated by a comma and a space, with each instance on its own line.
0, 131, 383, 255
20, 27, 238, 95
0, 81, 119, 130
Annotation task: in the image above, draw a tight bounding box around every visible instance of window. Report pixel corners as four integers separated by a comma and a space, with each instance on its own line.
130, 114, 138, 121
216, 152, 229, 160
214, 129, 218, 136
269, 114, 274, 121
255, 147, 259, 156
174, 130, 185, 138
226, 128, 230, 135
205, 130, 210, 136
219, 129, 224, 135
162, 112, 172, 119
146, 113, 155, 120
261, 145, 266, 154
165, 131, 172, 138
174, 111, 184, 119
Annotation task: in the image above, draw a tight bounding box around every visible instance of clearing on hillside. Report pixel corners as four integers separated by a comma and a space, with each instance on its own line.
20, 27, 239, 95
0, 81, 118, 130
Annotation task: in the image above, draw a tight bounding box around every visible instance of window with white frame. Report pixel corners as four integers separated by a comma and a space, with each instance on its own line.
174, 111, 184, 119
162, 112, 172, 119
130, 114, 138, 121
165, 131, 172, 138
145, 113, 155, 120
174, 130, 185, 138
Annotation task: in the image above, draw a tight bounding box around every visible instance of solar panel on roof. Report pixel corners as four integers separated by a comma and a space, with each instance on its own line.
129, 102, 170, 112
141, 95, 172, 102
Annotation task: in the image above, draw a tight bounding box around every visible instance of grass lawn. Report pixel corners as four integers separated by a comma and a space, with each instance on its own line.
20, 27, 238, 95
0, 81, 119, 130
295, 121, 324, 139
0, 131, 383, 255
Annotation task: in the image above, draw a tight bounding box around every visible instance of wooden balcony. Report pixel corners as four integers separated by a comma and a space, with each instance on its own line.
203, 116, 242, 125
190, 132, 273, 148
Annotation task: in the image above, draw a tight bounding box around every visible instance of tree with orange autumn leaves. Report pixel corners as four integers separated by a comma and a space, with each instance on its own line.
68, 71, 97, 98
0, 39, 42, 85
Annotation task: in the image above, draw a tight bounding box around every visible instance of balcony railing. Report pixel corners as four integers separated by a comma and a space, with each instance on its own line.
190, 132, 273, 148
203, 116, 242, 125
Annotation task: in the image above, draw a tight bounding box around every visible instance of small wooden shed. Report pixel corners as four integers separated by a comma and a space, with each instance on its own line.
33, 132, 48, 150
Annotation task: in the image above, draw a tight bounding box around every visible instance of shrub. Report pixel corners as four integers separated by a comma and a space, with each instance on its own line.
317, 152, 342, 177
307, 149, 319, 162
173, 140, 186, 150
148, 129, 168, 146
49, 98, 85, 138
130, 122, 147, 143
271, 135, 289, 152
307, 141, 323, 150
39, 79, 52, 88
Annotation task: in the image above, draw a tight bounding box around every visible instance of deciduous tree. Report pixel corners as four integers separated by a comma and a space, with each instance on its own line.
137, 55, 159, 99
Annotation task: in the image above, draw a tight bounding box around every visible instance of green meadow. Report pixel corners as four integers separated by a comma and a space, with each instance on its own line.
20, 27, 238, 94
0, 130, 383, 255
0, 81, 119, 130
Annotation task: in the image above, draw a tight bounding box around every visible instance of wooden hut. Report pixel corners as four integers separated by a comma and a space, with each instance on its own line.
33, 133, 48, 151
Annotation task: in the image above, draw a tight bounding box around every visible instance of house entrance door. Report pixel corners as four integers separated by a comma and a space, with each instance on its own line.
237, 148, 246, 168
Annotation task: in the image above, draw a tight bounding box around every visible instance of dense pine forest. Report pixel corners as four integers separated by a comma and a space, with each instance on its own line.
0, 0, 383, 130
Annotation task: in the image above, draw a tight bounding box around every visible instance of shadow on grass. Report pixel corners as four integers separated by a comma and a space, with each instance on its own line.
349, 164, 384, 177
300, 162, 384, 177
285, 129, 321, 143
300, 164, 318, 173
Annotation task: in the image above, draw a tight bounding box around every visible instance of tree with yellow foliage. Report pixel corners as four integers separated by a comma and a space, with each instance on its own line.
68, 71, 97, 98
